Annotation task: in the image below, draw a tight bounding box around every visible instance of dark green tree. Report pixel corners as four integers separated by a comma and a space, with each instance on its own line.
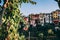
55, 0, 60, 8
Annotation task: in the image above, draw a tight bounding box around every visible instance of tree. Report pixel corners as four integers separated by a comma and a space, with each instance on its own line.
0, 0, 1, 3
55, 0, 60, 8
0, 0, 36, 40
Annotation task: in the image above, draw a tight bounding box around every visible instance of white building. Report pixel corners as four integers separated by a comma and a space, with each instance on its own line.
44, 13, 52, 23
39, 13, 44, 26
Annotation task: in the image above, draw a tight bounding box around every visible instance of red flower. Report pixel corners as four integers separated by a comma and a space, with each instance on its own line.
23, 27, 28, 31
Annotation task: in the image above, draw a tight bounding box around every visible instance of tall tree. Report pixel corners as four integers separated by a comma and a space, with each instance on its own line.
0, 0, 36, 40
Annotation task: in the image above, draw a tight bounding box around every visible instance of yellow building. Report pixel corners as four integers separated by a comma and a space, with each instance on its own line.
52, 10, 60, 25
52, 11, 58, 19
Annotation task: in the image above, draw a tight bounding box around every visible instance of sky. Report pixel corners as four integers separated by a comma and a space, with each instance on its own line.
0, 0, 59, 16
20, 0, 59, 16
0, 0, 3, 6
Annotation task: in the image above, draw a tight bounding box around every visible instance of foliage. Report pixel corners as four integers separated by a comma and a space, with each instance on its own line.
0, 0, 36, 40
55, 0, 60, 8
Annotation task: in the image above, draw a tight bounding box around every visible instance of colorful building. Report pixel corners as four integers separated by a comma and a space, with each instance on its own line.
29, 13, 44, 26
24, 10, 60, 26
51, 10, 60, 25
29, 14, 40, 26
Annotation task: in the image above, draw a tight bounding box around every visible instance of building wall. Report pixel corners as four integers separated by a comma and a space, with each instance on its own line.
51, 10, 60, 25
29, 13, 53, 26
29, 10, 60, 26
39, 14, 44, 26
44, 13, 52, 23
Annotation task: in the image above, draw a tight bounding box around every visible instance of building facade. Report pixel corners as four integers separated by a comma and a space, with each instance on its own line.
39, 13, 44, 26
27, 10, 60, 26
45, 13, 52, 23
51, 10, 60, 25
29, 14, 39, 26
